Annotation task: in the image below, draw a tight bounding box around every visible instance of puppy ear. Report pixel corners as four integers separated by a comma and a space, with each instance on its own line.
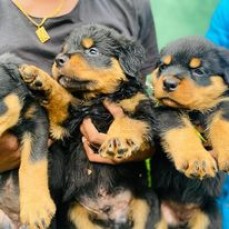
217, 48, 229, 85
223, 67, 229, 85
118, 39, 146, 77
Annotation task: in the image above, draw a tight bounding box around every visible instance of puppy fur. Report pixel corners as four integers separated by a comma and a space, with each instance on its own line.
151, 37, 226, 229
20, 24, 160, 229
0, 53, 55, 228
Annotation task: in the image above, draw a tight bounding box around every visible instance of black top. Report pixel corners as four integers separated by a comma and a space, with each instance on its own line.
0, 0, 158, 78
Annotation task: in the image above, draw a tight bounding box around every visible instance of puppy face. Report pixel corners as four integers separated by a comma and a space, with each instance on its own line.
152, 37, 229, 110
52, 24, 145, 99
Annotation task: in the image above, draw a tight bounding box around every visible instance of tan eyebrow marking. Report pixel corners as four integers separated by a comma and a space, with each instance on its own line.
189, 58, 201, 68
81, 38, 94, 49
162, 55, 172, 65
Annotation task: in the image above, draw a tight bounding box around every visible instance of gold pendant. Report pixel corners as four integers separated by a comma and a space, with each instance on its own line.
36, 26, 50, 43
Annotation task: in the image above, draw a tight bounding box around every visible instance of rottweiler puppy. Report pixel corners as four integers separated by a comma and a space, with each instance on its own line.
0, 53, 55, 228
20, 24, 160, 229
151, 37, 226, 228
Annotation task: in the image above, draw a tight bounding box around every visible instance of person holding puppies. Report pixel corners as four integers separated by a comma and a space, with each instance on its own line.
0, 1, 158, 228
0, 0, 158, 170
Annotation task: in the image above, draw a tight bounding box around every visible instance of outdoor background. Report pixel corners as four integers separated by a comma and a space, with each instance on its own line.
151, 0, 219, 49
150, 2, 229, 228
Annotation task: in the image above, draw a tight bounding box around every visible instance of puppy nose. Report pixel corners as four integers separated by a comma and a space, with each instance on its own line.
55, 54, 69, 67
163, 78, 179, 92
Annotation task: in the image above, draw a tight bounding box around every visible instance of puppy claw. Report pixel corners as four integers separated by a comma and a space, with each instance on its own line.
118, 148, 128, 155
99, 137, 139, 159
176, 153, 218, 179
20, 197, 56, 229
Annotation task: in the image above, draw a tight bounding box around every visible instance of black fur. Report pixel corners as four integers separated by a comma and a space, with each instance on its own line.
151, 144, 224, 229
0, 53, 50, 227
47, 25, 160, 228
151, 37, 227, 229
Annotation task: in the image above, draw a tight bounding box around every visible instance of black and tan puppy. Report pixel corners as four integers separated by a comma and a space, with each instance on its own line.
0, 53, 55, 228
20, 24, 160, 229
151, 37, 226, 228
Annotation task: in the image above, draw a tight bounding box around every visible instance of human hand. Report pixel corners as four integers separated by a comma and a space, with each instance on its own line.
0, 132, 20, 173
80, 100, 154, 164
82, 135, 154, 164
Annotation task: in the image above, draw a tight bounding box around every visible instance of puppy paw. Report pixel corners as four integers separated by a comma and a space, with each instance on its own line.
19, 65, 47, 90
218, 154, 229, 172
175, 153, 218, 179
20, 196, 56, 229
99, 137, 139, 159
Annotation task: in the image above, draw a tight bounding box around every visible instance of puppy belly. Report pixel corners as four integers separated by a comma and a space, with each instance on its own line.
80, 188, 132, 224
161, 200, 198, 227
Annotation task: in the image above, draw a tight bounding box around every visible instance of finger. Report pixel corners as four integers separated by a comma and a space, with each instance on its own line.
80, 118, 106, 145
80, 118, 96, 140
103, 100, 125, 119
82, 137, 116, 164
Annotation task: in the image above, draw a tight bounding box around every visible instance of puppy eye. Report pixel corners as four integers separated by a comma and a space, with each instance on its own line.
159, 64, 167, 72
192, 68, 205, 76
86, 47, 99, 56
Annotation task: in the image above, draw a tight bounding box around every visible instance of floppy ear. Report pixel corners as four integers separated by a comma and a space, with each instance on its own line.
223, 67, 229, 85
118, 39, 146, 77
217, 47, 229, 85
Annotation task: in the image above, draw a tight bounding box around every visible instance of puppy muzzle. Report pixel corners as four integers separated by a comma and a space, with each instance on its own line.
55, 54, 69, 68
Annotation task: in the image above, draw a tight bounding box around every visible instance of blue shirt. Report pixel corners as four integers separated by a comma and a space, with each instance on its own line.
206, 0, 229, 49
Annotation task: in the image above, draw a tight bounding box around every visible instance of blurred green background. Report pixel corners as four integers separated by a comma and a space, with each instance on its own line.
151, 0, 219, 49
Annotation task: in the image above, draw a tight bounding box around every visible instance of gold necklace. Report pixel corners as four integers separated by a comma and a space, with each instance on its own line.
13, 0, 65, 43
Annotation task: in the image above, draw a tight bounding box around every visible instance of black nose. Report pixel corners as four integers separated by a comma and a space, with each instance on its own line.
55, 54, 69, 67
163, 79, 179, 92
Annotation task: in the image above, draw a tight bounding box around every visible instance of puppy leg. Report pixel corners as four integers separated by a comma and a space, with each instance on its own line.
69, 203, 102, 229
209, 110, 229, 172
188, 209, 210, 229
130, 198, 150, 229
154, 218, 168, 229
99, 116, 150, 159
19, 105, 55, 229
159, 112, 217, 179
99, 93, 153, 159
19, 65, 77, 140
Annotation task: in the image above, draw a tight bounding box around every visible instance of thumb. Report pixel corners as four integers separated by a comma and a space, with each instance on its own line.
103, 99, 125, 119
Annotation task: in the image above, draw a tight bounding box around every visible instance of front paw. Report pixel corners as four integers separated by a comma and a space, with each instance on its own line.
20, 196, 56, 229
99, 137, 139, 159
217, 153, 229, 172
19, 65, 45, 90
174, 152, 218, 179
